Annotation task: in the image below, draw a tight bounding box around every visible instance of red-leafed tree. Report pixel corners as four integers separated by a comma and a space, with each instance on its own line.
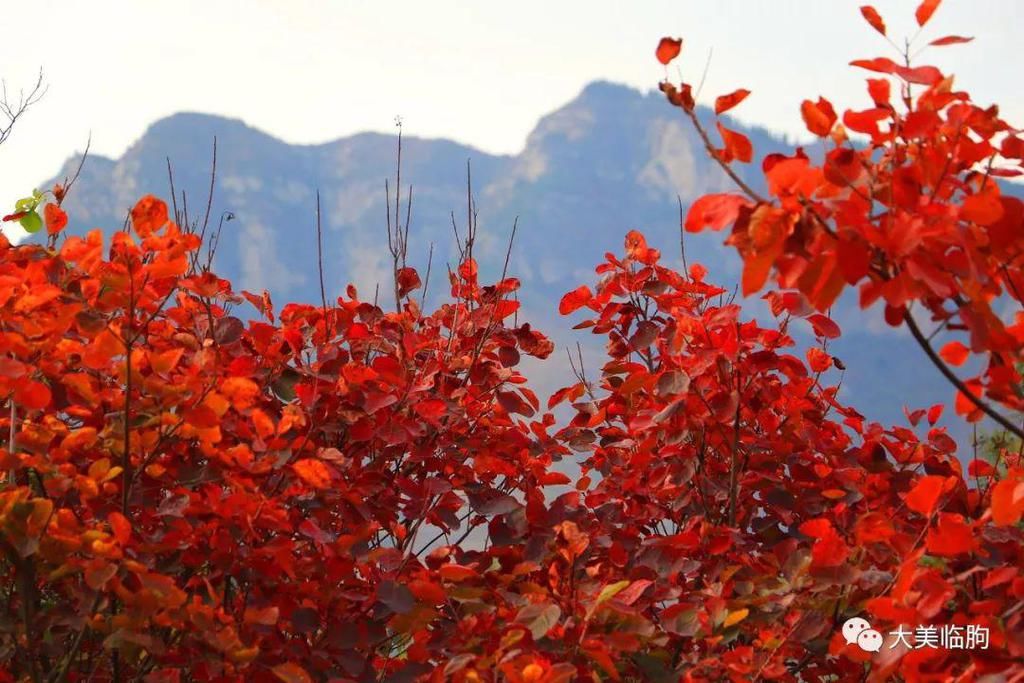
0, 1, 1022, 681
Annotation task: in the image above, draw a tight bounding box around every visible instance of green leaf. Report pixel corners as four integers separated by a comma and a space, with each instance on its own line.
596, 580, 631, 605
918, 554, 947, 570
18, 211, 42, 233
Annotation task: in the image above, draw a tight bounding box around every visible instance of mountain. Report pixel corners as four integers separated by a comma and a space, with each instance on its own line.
40, 80, 972, 444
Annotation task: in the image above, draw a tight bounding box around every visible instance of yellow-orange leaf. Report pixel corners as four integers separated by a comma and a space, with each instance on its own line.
723, 608, 749, 628
272, 662, 312, 683
292, 459, 333, 490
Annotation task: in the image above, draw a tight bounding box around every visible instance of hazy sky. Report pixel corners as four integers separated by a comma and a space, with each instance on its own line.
1, 0, 1020, 239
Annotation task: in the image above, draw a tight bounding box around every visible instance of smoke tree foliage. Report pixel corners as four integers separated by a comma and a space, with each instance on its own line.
1, 1, 1022, 680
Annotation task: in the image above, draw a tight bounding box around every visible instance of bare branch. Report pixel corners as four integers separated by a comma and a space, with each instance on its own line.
0, 68, 46, 148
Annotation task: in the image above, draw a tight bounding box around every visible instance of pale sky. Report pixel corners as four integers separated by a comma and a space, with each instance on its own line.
1, 0, 1020, 239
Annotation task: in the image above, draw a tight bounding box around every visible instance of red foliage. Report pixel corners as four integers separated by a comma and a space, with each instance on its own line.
0, 2, 1021, 680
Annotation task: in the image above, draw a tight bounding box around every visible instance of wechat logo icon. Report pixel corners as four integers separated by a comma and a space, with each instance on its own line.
843, 617, 883, 653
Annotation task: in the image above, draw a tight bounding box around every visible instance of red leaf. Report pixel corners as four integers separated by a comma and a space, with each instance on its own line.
926, 513, 974, 556
939, 340, 969, 366
799, 518, 833, 539
684, 194, 748, 233
130, 195, 169, 237
915, 0, 941, 26
624, 230, 650, 260
859, 6, 886, 35
656, 37, 682, 65
926, 403, 944, 425
714, 88, 750, 115
44, 203, 68, 235
0, 358, 27, 379
807, 314, 841, 339
806, 347, 832, 373
905, 475, 946, 516
396, 267, 421, 298
867, 78, 891, 107
962, 189, 1004, 226
439, 564, 478, 582
991, 478, 1024, 526
850, 58, 942, 85
615, 579, 653, 606
559, 285, 593, 315
14, 379, 51, 411
800, 98, 837, 137
413, 398, 447, 424
929, 35, 973, 46
541, 472, 572, 486
717, 122, 753, 163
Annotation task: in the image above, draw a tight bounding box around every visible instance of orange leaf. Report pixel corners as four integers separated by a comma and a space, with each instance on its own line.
684, 193, 748, 233
130, 195, 169, 238
806, 347, 833, 373
44, 203, 68, 235
439, 564, 478, 582
655, 37, 682, 65
624, 230, 649, 259
244, 605, 280, 625
251, 409, 276, 440
221, 377, 260, 410
859, 6, 886, 35
146, 256, 187, 280
714, 88, 750, 115
292, 459, 333, 490
801, 98, 837, 137
991, 478, 1024, 526
108, 512, 131, 545
272, 663, 312, 683
558, 285, 592, 315
717, 122, 752, 163
905, 475, 946, 516
938, 340, 969, 366
723, 608, 749, 628
915, 0, 941, 26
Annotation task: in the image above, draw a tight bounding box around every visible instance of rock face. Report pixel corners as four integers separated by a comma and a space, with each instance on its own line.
41, 80, 979, 443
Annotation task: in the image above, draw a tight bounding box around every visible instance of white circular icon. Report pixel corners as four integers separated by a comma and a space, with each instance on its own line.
842, 617, 871, 645
857, 628, 884, 652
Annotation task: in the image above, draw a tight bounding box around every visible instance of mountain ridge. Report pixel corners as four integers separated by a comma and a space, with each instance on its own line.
39, 79, 968, 442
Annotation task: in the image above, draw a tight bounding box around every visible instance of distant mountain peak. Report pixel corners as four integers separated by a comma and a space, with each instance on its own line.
32, 79, 961, 437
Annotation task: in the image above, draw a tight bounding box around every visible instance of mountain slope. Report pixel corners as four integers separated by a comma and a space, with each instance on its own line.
41, 80, 966, 441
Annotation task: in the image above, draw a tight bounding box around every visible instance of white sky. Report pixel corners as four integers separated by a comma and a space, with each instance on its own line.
1, 0, 1020, 236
